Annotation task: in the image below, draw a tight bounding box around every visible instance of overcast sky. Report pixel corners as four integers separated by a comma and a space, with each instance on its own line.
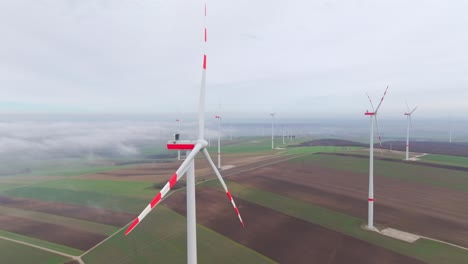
1, 0, 468, 119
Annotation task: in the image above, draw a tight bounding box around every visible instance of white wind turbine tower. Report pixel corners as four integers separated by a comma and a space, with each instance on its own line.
124, 5, 244, 264
270, 113, 276, 149
364, 86, 388, 230
404, 102, 417, 161
215, 115, 222, 169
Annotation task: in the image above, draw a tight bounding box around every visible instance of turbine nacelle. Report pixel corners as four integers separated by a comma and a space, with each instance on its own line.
167, 139, 208, 150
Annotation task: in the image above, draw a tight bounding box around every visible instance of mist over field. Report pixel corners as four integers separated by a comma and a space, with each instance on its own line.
1, 113, 467, 165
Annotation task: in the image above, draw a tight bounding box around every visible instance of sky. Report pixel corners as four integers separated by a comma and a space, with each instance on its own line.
1, 0, 468, 119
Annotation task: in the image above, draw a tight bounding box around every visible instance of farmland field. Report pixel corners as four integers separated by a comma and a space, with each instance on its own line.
0, 238, 68, 264
164, 187, 423, 264
420, 154, 468, 168
1, 138, 467, 263
225, 154, 468, 248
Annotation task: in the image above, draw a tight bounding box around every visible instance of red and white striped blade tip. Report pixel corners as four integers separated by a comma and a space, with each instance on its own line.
226, 191, 245, 228
124, 218, 139, 235
124, 172, 180, 236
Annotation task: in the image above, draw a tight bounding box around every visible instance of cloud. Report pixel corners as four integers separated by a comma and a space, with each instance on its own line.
0, 0, 467, 117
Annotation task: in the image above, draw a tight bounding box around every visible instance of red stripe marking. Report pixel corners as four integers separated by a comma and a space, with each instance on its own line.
169, 173, 178, 188
167, 144, 195, 150
150, 193, 162, 208
204, 3, 206, 16
364, 112, 375, 115
368, 198, 374, 202
226, 191, 233, 201
204, 28, 207, 42
215, 115, 221, 118
124, 218, 139, 235
203, 54, 207, 69
234, 207, 240, 216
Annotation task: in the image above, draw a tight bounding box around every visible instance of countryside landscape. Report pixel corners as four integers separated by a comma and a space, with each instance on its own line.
1, 131, 468, 263
2, 0, 468, 263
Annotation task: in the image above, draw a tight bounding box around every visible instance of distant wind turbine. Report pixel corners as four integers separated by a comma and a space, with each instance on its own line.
215, 115, 222, 169
124, 5, 244, 264
404, 102, 417, 161
282, 125, 285, 145
270, 113, 276, 149
364, 86, 388, 230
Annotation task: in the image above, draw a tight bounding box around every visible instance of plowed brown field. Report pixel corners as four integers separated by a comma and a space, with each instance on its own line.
229, 157, 468, 248
0, 196, 134, 227
163, 188, 423, 264
0, 215, 106, 250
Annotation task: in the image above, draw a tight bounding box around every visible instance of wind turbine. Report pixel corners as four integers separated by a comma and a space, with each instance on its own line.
270, 113, 275, 149
364, 86, 388, 230
282, 125, 285, 145
404, 102, 417, 161
176, 118, 181, 160
215, 115, 222, 169
124, 5, 244, 264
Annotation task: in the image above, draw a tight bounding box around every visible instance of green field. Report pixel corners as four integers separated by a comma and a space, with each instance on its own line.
32, 178, 156, 199
0, 238, 69, 264
2, 186, 149, 214
0, 182, 31, 192
0, 230, 82, 256
82, 206, 275, 264
209, 137, 274, 154
1, 140, 468, 263
0, 157, 136, 178
285, 145, 364, 155
420, 154, 468, 168
206, 136, 309, 154
201, 180, 468, 264
0, 206, 117, 236
290, 154, 468, 192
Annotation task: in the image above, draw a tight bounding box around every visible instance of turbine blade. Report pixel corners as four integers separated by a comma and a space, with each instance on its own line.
410, 106, 418, 114
374, 85, 389, 113
405, 100, 410, 113
202, 148, 245, 228
374, 115, 383, 147
124, 143, 203, 236
198, 3, 208, 140
366, 93, 375, 112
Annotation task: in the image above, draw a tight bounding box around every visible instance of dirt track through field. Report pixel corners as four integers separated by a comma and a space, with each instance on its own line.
0, 195, 134, 227
0, 215, 106, 250
229, 157, 468, 248
163, 188, 423, 264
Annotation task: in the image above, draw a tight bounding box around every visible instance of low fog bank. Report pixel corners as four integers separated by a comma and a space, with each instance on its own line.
0, 121, 161, 160
0, 114, 466, 169
0, 115, 223, 168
